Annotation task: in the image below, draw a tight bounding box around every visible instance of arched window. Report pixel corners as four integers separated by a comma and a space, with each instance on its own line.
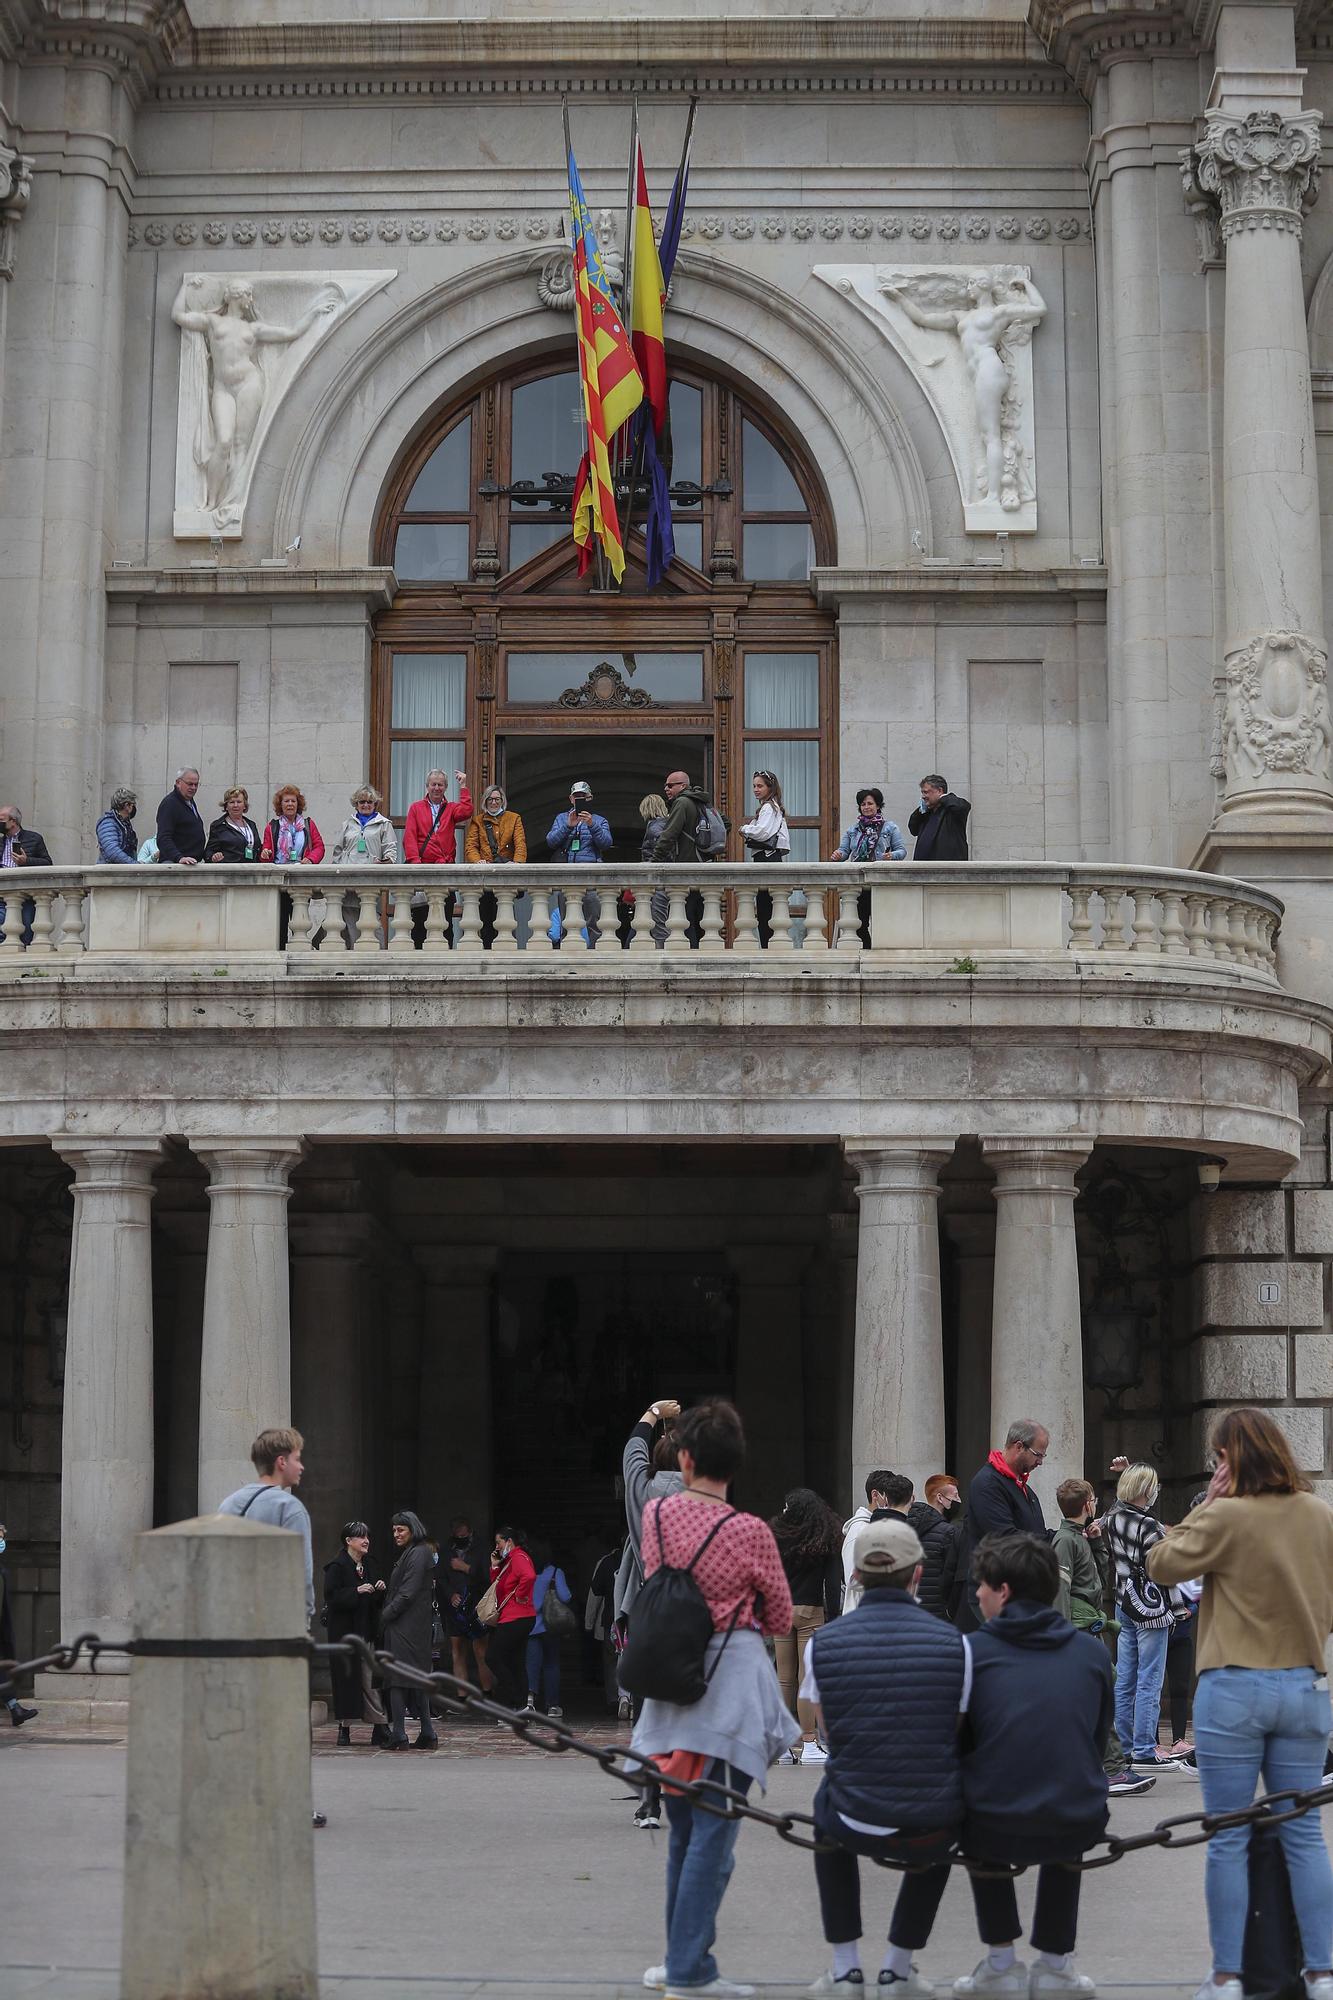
372, 358, 837, 859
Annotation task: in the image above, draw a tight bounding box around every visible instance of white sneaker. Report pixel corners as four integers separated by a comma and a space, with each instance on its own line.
808, 1976, 865, 1993
1193, 1981, 1242, 2000
954, 1962, 1028, 1998
779, 1748, 799, 1766
618, 1695, 633, 1722
1303, 1978, 1333, 2000
1030, 1965, 1095, 1998
802, 1742, 830, 1764
665, 1983, 756, 1999
643, 1967, 666, 1991
548, 1705, 563, 1719
880, 1969, 937, 1995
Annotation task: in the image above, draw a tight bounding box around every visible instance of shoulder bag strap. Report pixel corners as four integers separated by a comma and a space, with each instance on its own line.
683, 1506, 738, 1575
236, 1486, 267, 1517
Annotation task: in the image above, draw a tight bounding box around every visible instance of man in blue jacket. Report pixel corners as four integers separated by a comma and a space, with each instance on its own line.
803, 1516, 967, 1994
546, 778, 611, 945
954, 1532, 1112, 2000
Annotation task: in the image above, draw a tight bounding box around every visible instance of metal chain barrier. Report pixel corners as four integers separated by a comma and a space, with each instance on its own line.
5, 1630, 1332, 1878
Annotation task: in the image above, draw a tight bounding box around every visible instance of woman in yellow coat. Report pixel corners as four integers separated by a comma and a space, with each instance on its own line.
466, 784, 527, 943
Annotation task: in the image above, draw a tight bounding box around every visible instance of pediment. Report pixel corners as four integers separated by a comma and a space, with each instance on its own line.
495, 527, 713, 599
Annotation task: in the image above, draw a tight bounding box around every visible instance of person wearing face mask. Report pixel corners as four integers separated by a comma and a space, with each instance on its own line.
444, 1517, 496, 1693
322, 1520, 390, 1748
382, 1510, 439, 1749
486, 1525, 537, 1711
465, 783, 527, 945
0, 1523, 38, 1726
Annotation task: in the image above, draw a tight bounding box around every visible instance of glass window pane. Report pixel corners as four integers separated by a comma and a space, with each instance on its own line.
404, 418, 471, 512
742, 522, 814, 582
390, 739, 466, 821
667, 382, 702, 486
745, 738, 818, 818
743, 419, 805, 511
785, 825, 820, 863
672, 522, 703, 572
391, 654, 466, 731
511, 370, 584, 486
394, 522, 470, 583
508, 519, 570, 569
744, 654, 819, 730
507, 652, 704, 703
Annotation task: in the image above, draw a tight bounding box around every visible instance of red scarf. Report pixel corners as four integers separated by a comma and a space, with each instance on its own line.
989, 1446, 1029, 1491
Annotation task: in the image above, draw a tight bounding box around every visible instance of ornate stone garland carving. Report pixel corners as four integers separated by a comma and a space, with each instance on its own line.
558, 661, 654, 710
0, 144, 34, 280
1218, 631, 1333, 787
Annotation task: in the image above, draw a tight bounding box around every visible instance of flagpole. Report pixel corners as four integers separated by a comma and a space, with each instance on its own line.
613, 97, 639, 586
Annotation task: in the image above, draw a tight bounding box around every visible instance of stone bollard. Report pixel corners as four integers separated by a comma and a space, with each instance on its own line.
121, 1515, 318, 2000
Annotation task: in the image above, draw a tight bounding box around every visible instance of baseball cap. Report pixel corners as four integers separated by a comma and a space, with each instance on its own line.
854, 1518, 923, 1573
570, 780, 593, 798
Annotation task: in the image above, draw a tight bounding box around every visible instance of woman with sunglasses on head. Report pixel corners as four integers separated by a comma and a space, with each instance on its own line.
740, 769, 790, 948
1150, 1408, 1333, 2000
322, 1520, 390, 1747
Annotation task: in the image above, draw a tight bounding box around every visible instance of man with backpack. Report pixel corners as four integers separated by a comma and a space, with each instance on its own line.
651, 771, 727, 862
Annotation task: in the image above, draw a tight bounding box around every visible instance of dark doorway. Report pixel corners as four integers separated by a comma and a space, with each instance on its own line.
498, 733, 714, 862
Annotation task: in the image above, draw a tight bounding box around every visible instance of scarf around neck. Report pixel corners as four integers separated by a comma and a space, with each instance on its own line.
989, 1446, 1029, 1491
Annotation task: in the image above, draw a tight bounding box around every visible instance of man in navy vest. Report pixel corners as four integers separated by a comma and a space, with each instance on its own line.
803, 1516, 968, 1994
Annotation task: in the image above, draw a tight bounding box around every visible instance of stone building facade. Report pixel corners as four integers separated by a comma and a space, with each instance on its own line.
0, 0, 1331, 1697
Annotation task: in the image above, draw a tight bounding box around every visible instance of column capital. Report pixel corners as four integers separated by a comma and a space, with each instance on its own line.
52, 1135, 162, 1186
1183, 107, 1322, 241
190, 1138, 307, 1194
846, 1142, 954, 1196
983, 1137, 1093, 1193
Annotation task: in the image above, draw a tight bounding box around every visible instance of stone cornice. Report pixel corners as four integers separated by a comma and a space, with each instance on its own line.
104, 564, 396, 607
812, 565, 1108, 604
1029, 0, 1208, 92
0, 0, 188, 97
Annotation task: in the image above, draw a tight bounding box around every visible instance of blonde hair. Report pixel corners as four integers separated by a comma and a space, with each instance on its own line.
350, 783, 382, 808
639, 793, 668, 823
220, 785, 249, 810
1116, 1462, 1160, 1509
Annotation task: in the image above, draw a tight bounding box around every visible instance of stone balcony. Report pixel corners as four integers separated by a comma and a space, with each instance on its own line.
0, 861, 1325, 1177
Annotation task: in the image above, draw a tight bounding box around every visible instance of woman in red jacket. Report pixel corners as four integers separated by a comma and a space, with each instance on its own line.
487, 1526, 537, 1710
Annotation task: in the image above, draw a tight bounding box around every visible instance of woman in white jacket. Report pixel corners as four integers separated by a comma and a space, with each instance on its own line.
740, 769, 790, 948
331, 783, 398, 947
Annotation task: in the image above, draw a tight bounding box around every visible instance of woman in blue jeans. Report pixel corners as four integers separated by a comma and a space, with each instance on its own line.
1101, 1463, 1190, 1769
1149, 1406, 1333, 2000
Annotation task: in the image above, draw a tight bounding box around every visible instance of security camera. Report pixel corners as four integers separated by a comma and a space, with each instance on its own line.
1197, 1162, 1222, 1194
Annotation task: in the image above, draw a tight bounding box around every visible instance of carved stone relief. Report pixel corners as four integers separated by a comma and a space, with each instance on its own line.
171, 269, 395, 540
815, 262, 1046, 532
0, 143, 34, 280
558, 661, 654, 710
1219, 631, 1333, 790
1182, 109, 1322, 242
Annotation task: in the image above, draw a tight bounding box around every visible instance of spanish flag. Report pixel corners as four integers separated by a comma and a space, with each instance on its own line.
630, 141, 668, 438
567, 142, 643, 580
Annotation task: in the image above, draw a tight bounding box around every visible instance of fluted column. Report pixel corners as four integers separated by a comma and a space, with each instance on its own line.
846, 1145, 952, 1501
54, 1138, 162, 1648
191, 1141, 306, 1510
1184, 88, 1333, 837
984, 1139, 1092, 1507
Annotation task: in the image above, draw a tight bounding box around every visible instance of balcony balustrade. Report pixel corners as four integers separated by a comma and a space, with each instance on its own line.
0, 863, 1284, 984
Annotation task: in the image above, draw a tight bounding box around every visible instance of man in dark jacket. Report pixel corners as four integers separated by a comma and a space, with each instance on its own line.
956, 1532, 1112, 1998
804, 1516, 965, 1993
908, 774, 971, 860
956, 1418, 1049, 1631
381, 1509, 438, 1749
907, 1477, 963, 1622
651, 770, 712, 861
0, 1520, 38, 1725
155, 767, 207, 864
0, 804, 52, 946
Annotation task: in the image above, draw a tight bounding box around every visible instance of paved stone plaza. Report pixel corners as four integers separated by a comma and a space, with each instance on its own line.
1, 1718, 1213, 1999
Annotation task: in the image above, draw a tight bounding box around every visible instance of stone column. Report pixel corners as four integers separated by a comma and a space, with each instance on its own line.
156, 1211, 208, 1526
984, 1139, 1092, 1507
290, 1216, 370, 1570
828, 1212, 860, 1520
846, 1145, 952, 1502
191, 1141, 305, 1510
414, 1245, 497, 1540
52, 1139, 162, 1656
1184, 48, 1333, 849
730, 1245, 809, 1522
943, 1207, 996, 1486
122, 1516, 316, 2000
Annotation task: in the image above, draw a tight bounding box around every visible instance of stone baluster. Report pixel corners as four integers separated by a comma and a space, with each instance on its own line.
664, 886, 690, 954
1066, 883, 1094, 950
51, 1139, 163, 1663
1184, 892, 1210, 957
422, 887, 450, 955
1099, 885, 1128, 950
387, 884, 414, 954
493, 883, 520, 955
27, 888, 55, 952
1258, 909, 1279, 970
286, 884, 313, 952
456, 882, 483, 955
190, 1140, 306, 1507
351, 886, 381, 954
0, 902, 20, 952
804, 887, 828, 951
699, 880, 726, 954
1129, 886, 1160, 952
1158, 889, 1187, 954
57, 886, 86, 956
1227, 899, 1250, 965
983, 1138, 1091, 1506
836, 886, 862, 952
734, 886, 761, 954
629, 886, 658, 954
845, 1144, 952, 1497
768, 882, 795, 952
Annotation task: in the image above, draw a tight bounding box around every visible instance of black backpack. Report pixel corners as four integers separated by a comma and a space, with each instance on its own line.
618, 1504, 741, 1706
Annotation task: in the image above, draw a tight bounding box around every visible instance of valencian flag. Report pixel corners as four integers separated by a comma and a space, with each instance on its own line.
631, 102, 694, 586
567, 141, 643, 581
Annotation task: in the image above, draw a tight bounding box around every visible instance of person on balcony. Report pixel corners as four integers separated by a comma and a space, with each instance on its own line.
741, 768, 791, 949
833, 786, 906, 947
546, 780, 611, 947
154, 767, 207, 866
404, 767, 471, 947
260, 784, 325, 867
465, 783, 527, 946
332, 784, 398, 949
0, 803, 52, 946
909, 774, 971, 861
95, 788, 138, 863
638, 792, 670, 947
205, 786, 262, 864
